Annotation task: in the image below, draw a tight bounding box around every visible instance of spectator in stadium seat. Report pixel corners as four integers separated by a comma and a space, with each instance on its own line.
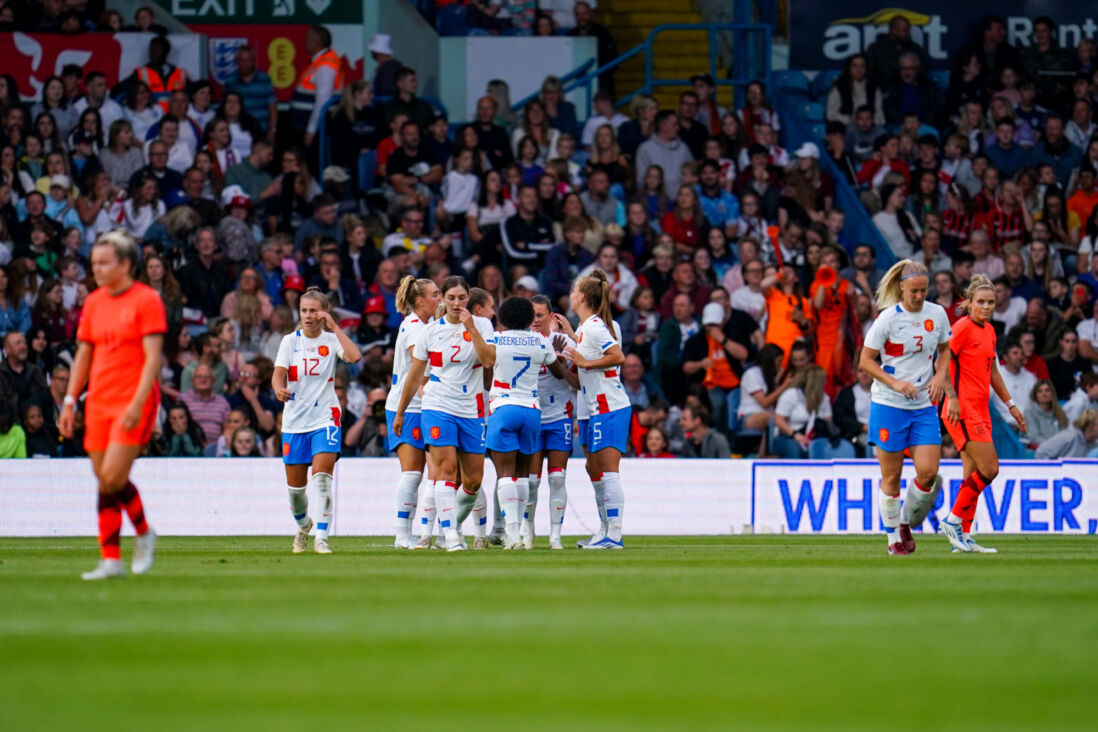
567, 2, 617, 94
993, 341, 1037, 430
872, 183, 921, 259
382, 67, 434, 132
618, 95, 658, 161
856, 134, 910, 193
180, 331, 229, 395
825, 121, 859, 185
827, 54, 884, 127
969, 230, 1004, 280
620, 353, 653, 408
1034, 408, 1098, 459
203, 407, 251, 457
1068, 165, 1098, 225
178, 227, 232, 317
224, 139, 275, 216
0, 331, 46, 415
471, 96, 514, 173
635, 111, 693, 199
1020, 17, 1079, 104
129, 140, 182, 202
659, 260, 709, 321
1022, 379, 1069, 448
992, 275, 1027, 333
1027, 115, 1082, 189
74, 72, 123, 134
865, 15, 930, 88
501, 184, 555, 268
657, 292, 699, 403
309, 247, 363, 313
369, 34, 401, 99
1066, 100, 1096, 151
674, 92, 708, 161
771, 365, 841, 459
1002, 252, 1043, 302
696, 160, 739, 239
984, 117, 1028, 179
580, 169, 622, 226
942, 50, 990, 126
293, 193, 341, 252
841, 244, 885, 297
961, 15, 1021, 92
224, 44, 277, 138
882, 52, 939, 128
1018, 331, 1050, 380
833, 359, 873, 456
367, 257, 403, 329
180, 362, 231, 446
678, 404, 730, 458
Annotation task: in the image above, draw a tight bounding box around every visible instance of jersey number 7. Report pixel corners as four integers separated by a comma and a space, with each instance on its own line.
511, 356, 531, 387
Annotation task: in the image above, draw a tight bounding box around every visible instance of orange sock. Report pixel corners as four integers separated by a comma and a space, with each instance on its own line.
950, 471, 989, 532
97, 493, 122, 560
116, 481, 148, 536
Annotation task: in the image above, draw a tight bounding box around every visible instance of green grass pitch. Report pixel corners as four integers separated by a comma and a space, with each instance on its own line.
2, 536, 1096, 730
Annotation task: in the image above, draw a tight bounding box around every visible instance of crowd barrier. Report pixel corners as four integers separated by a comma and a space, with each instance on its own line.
2, 459, 1095, 537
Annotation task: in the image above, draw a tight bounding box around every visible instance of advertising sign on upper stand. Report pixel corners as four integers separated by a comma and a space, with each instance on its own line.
153, 0, 361, 24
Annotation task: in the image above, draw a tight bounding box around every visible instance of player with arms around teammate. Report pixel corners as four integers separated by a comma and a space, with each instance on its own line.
465, 287, 497, 549
522, 294, 577, 549
273, 288, 362, 554
393, 276, 495, 552
479, 296, 570, 549
563, 270, 630, 549
938, 275, 1027, 553
60, 231, 166, 580
859, 260, 956, 556
386, 276, 441, 549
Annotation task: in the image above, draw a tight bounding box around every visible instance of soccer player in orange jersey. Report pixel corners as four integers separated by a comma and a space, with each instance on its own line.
58, 231, 167, 580
938, 274, 1027, 553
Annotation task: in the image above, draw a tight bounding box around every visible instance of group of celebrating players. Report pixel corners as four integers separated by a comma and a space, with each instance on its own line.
66, 229, 1026, 579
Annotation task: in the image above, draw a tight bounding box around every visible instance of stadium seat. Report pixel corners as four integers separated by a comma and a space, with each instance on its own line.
436, 5, 469, 36
773, 70, 810, 96
929, 70, 950, 94
800, 101, 825, 122
811, 70, 840, 100
358, 150, 377, 193
808, 121, 826, 140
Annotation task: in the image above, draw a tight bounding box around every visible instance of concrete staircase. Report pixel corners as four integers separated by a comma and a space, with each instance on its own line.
598, 0, 717, 111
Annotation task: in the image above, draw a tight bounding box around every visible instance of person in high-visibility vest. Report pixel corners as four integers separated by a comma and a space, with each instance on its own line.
290, 25, 345, 147
112, 36, 187, 113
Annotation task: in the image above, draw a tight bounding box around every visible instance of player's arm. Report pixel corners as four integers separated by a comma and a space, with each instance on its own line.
564, 342, 625, 370
989, 359, 1027, 434
927, 341, 955, 403
547, 359, 570, 382
120, 333, 164, 430
58, 340, 93, 438
458, 308, 496, 366
272, 366, 292, 402
323, 312, 362, 363
858, 346, 918, 399
393, 356, 427, 438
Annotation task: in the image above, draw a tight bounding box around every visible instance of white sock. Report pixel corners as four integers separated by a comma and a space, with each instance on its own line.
418, 480, 437, 538
472, 488, 487, 538
455, 485, 478, 527
548, 468, 567, 538
395, 471, 421, 540
879, 491, 901, 545
901, 478, 933, 525
602, 472, 623, 541
311, 472, 333, 540
491, 480, 505, 532
288, 486, 310, 529
499, 478, 521, 539
524, 474, 540, 535
591, 478, 608, 530
435, 480, 458, 539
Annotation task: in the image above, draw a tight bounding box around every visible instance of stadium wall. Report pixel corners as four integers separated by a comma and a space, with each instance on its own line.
3, 459, 1096, 537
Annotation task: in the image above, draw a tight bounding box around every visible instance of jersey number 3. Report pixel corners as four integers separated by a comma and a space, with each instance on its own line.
912, 335, 923, 353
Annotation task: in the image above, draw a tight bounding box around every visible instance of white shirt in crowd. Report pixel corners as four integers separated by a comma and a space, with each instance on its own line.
275, 329, 345, 433
863, 302, 951, 410
991, 296, 1027, 334
75, 96, 124, 133
467, 199, 516, 227
776, 386, 832, 434
577, 262, 638, 313
581, 112, 630, 147
992, 365, 1036, 428
122, 198, 166, 239
871, 210, 920, 260
730, 286, 766, 321
441, 171, 480, 214
737, 365, 767, 417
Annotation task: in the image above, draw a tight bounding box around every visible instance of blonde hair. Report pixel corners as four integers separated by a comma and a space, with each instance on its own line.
795, 364, 827, 413
960, 273, 995, 314
300, 286, 330, 311
875, 259, 929, 310
333, 80, 369, 123
574, 269, 614, 328
92, 229, 139, 274
1075, 408, 1098, 431
1031, 379, 1068, 429
395, 275, 433, 315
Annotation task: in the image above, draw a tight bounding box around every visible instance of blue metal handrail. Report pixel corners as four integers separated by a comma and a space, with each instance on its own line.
554, 23, 771, 118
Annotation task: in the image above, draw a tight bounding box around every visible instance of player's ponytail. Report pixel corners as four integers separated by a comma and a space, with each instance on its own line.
959, 273, 995, 314
875, 259, 929, 310
395, 275, 433, 315
300, 286, 331, 311
576, 268, 615, 327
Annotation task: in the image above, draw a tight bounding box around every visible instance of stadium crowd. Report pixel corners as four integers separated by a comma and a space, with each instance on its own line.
1, 6, 1098, 460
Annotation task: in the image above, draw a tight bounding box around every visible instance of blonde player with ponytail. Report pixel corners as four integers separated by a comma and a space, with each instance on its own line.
938, 275, 1026, 553
560, 269, 630, 549
385, 275, 441, 549
858, 259, 956, 556
273, 287, 362, 554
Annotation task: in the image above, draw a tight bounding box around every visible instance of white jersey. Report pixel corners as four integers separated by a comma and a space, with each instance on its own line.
275, 329, 346, 433
575, 315, 630, 416
385, 313, 429, 414
488, 330, 557, 412
538, 333, 576, 423
413, 315, 495, 418
864, 301, 952, 410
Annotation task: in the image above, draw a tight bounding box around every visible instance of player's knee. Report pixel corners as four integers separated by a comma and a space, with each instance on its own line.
981, 461, 1000, 482
98, 468, 129, 494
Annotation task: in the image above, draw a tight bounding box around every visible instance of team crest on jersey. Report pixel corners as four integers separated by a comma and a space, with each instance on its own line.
923, 319, 934, 332
878, 428, 890, 443
463, 331, 472, 342
318, 345, 329, 357
412, 427, 422, 440
430, 426, 441, 439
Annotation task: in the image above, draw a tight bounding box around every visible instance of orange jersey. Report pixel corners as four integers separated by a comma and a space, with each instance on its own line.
810, 279, 850, 346
765, 287, 813, 365
77, 282, 167, 413
949, 315, 996, 419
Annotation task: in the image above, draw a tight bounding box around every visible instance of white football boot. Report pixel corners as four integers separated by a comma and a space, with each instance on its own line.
131, 529, 157, 575
941, 519, 971, 552
964, 536, 998, 553
81, 559, 125, 581
292, 518, 314, 553
314, 538, 332, 554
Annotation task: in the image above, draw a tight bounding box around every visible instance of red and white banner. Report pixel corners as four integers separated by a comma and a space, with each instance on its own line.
1, 32, 204, 102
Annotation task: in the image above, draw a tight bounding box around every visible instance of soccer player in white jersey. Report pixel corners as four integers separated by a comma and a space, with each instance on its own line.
477, 296, 570, 549
394, 276, 495, 552
466, 288, 497, 549
858, 260, 957, 556
522, 295, 577, 549
559, 270, 630, 549
273, 288, 362, 554
386, 276, 441, 549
